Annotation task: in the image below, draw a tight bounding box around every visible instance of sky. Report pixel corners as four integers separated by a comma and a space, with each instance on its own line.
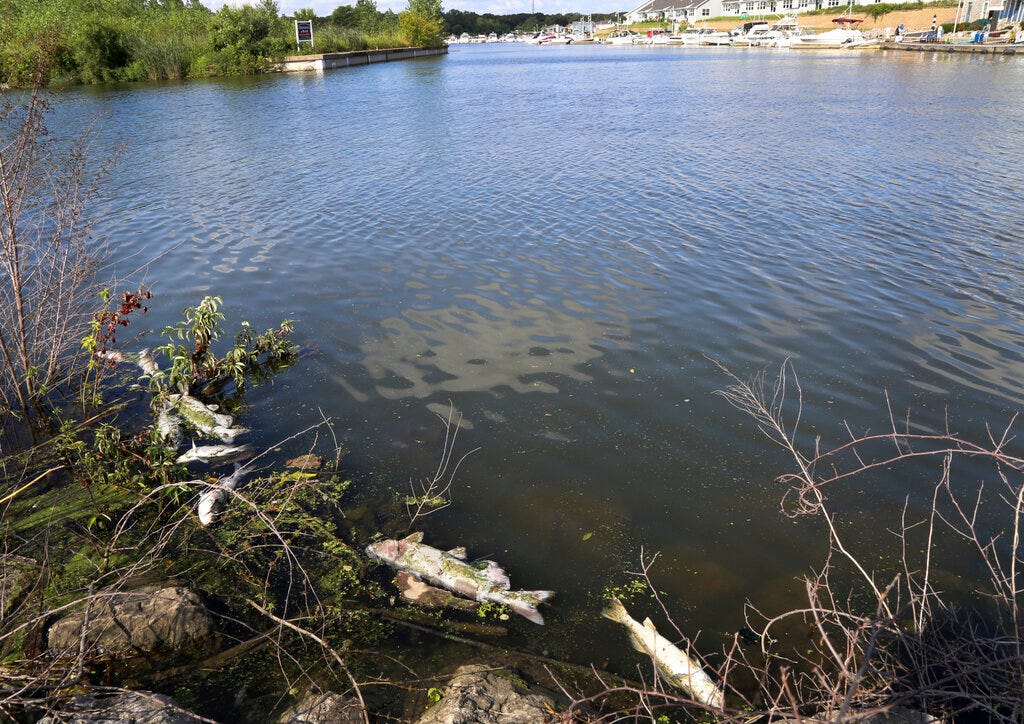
205, 0, 628, 18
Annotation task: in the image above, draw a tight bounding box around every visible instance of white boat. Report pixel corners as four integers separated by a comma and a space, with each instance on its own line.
606, 29, 641, 45
747, 25, 774, 46
730, 21, 770, 46
703, 32, 734, 46
759, 16, 811, 47
790, 16, 867, 48
677, 27, 716, 45
642, 30, 672, 44
523, 32, 553, 44
547, 34, 573, 44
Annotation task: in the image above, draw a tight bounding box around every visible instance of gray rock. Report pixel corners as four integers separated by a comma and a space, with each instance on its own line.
278, 692, 363, 723
415, 664, 555, 724
38, 691, 207, 723
0, 554, 39, 618
46, 586, 213, 660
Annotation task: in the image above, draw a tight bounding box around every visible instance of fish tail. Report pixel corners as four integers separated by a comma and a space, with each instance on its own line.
507, 599, 545, 625
505, 590, 555, 625
601, 597, 629, 625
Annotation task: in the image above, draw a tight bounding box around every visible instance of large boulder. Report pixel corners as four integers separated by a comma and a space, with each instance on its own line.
46, 586, 214, 660
278, 691, 363, 723
415, 664, 555, 724
38, 691, 206, 723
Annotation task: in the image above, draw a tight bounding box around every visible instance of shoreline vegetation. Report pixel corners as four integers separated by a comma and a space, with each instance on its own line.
0, 0, 445, 88
2, 33, 1023, 724
0, 0, 977, 89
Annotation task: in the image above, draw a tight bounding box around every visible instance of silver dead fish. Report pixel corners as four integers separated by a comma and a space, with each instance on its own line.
167, 393, 234, 436
136, 348, 160, 376
365, 532, 555, 624
197, 463, 248, 526
209, 423, 249, 444
602, 597, 724, 709
156, 406, 184, 449
176, 442, 251, 465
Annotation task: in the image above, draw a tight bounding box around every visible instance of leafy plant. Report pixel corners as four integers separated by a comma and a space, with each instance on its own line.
150, 295, 296, 396
54, 418, 187, 500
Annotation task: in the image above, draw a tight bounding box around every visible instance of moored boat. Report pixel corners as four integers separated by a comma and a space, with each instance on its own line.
606, 29, 641, 45
790, 15, 867, 48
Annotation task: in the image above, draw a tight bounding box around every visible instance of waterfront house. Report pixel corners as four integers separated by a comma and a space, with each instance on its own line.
625, 0, 727, 23
630, 0, 1023, 25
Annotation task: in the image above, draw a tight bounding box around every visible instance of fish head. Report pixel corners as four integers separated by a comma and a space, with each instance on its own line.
366, 532, 423, 566
365, 537, 404, 564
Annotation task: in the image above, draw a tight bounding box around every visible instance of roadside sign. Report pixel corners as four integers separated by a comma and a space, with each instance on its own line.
295, 20, 314, 50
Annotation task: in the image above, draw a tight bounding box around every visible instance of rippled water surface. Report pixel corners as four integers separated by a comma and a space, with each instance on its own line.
54, 44, 1024, 662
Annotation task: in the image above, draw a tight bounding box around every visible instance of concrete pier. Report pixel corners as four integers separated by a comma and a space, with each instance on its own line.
883, 41, 1021, 55
274, 46, 448, 73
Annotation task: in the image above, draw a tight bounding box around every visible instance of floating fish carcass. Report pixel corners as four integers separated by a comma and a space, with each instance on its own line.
602, 597, 725, 709
365, 532, 555, 624
176, 442, 252, 466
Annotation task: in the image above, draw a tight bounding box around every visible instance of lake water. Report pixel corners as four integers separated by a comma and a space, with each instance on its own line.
52, 43, 1024, 666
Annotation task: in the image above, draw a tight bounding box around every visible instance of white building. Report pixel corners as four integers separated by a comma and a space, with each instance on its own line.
625, 0, 728, 24
627, 0, 1024, 24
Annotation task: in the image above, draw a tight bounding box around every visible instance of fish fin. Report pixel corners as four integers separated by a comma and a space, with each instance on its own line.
404, 531, 424, 543
642, 617, 658, 633
627, 630, 650, 657
601, 597, 629, 625
507, 599, 545, 625
447, 546, 467, 559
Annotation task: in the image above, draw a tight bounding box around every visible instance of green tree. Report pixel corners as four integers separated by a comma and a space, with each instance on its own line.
355, 0, 381, 31
293, 7, 316, 20
408, 0, 442, 19
206, 1, 286, 74
330, 5, 358, 27
399, 0, 443, 46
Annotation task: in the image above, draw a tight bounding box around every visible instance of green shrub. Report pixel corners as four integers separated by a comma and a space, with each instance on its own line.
72, 20, 130, 83
399, 10, 444, 47
206, 1, 287, 74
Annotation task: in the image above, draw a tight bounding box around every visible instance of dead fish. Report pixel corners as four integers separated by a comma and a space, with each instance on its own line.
601, 597, 724, 709
137, 348, 160, 376
167, 393, 233, 435
365, 532, 554, 624
156, 406, 184, 449
210, 424, 249, 444
176, 442, 251, 466
197, 463, 248, 526
94, 350, 128, 366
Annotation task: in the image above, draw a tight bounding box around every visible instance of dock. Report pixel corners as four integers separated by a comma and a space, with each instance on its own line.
883, 41, 1021, 55
274, 46, 448, 73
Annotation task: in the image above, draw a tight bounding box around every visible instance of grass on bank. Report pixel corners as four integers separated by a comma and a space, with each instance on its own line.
0, 0, 444, 88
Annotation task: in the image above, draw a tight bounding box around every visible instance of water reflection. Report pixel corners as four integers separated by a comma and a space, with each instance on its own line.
360, 292, 617, 401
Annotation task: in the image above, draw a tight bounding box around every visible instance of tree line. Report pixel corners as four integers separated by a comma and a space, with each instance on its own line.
0, 0, 444, 87
443, 10, 621, 36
